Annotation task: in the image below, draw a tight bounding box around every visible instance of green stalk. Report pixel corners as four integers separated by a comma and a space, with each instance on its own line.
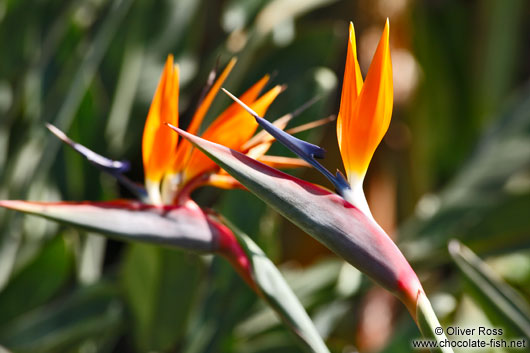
417, 292, 454, 353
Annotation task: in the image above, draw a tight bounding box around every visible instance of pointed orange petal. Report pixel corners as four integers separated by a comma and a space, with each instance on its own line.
184, 85, 282, 181
186, 58, 238, 136
171, 59, 239, 173
214, 74, 270, 124
246, 141, 273, 160
339, 20, 393, 183
142, 55, 179, 184
286, 115, 336, 135
257, 155, 311, 169
205, 173, 244, 190
337, 22, 364, 154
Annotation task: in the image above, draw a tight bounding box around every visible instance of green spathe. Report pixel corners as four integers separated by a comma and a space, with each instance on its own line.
170, 126, 422, 310
0, 200, 219, 252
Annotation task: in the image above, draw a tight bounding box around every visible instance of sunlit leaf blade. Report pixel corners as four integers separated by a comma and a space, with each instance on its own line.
170, 127, 421, 300
0, 283, 123, 353
449, 240, 530, 339
225, 220, 330, 353
0, 237, 73, 326
0, 200, 219, 253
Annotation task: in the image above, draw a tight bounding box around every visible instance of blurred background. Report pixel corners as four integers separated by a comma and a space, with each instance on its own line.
1, 0, 530, 352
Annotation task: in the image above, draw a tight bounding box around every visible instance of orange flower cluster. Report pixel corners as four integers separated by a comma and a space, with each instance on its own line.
141, 56, 308, 205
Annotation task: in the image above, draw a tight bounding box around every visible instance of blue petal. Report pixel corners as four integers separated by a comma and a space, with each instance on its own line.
221, 89, 351, 195
46, 123, 147, 200
253, 113, 326, 159
72, 141, 130, 173
46, 123, 129, 173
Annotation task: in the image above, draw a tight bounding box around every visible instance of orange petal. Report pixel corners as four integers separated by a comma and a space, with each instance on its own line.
142, 55, 179, 184
246, 141, 273, 160
171, 59, 241, 173
214, 74, 270, 125
286, 115, 336, 135
205, 173, 244, 190
256, 155, 311, 169
187, 58, 238, 136
184, 85, 282, 181
337, 22, 363, 155
338, 20, 393, 183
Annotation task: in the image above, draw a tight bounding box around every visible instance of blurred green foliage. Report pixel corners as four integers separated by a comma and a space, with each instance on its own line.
1, 0, 529, 352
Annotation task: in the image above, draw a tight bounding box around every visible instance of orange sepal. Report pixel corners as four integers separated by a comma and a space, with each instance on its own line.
171, 59, 240, 174
257, 155, 310, 169
184, 85, 283, 181
338, 20, 393, 182
187, 58, 238, 136
142, 55, 179, 183
337, 22, 363, 156
205, 174, 244, 190
213, 74, 270, 125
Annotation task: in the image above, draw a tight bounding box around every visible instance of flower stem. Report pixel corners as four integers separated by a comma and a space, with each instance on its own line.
416, 291, 454, 353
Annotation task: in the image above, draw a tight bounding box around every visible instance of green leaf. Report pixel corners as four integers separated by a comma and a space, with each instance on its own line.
0, 200, 220, 253
0, 283, 123, 353
121, 244, 203, 352
227, 222, 330, 353
0, 236, 73, 326
449, 240, 530, 339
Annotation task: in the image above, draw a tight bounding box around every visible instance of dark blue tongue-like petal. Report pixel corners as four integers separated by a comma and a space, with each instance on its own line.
221, 89, 350, 195
46, 123, 130, 173
46, 123, 147, 200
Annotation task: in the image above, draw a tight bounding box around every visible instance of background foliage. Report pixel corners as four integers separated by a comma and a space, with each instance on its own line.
0, 0, 529, 352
